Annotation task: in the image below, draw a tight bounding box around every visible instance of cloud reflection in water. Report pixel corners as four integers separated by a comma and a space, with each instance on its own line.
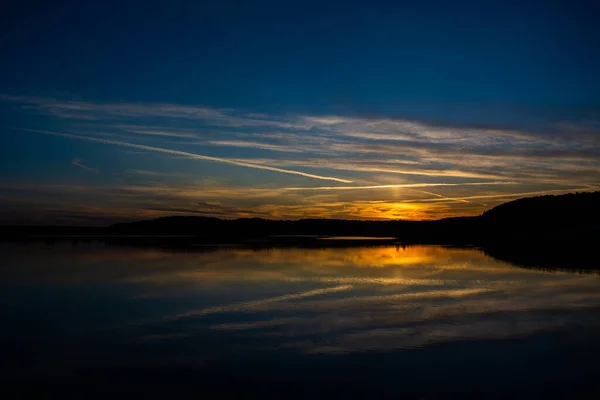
2, 243, 600, 364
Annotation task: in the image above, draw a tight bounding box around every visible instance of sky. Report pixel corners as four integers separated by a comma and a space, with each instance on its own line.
1, 0, 599, 224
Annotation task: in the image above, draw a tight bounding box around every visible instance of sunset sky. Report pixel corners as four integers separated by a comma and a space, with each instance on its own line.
1, 0, 599, 224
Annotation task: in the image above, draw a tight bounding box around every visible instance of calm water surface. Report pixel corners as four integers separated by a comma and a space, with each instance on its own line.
1, 242, 599, 398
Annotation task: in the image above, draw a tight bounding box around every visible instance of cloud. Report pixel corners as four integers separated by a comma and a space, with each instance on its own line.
144, 207, 225, 216
70, 158, 99, 173
1, 95, 309, 129
117, 126, 199, 138
31, 130, 353, 183
204, 140, 305, 153
145, 202, 264, 218
405, 187, 597, 203
127, 169, 185, 178
3, 94, 600, 221
278, 181, 517, 192
232, 158, 514, 181
195, 202, 260, 216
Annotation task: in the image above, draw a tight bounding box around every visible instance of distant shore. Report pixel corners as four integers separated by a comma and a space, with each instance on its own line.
1, 192, 599, 271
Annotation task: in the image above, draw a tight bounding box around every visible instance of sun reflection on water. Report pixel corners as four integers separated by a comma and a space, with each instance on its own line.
2, 242, 600, 360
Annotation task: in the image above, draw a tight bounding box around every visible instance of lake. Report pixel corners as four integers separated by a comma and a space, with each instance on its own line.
1, 242, 600, 398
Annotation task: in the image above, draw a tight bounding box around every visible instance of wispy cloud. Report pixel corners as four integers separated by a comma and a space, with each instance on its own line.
3, 94, 599, 221
4, 179, 593, 222
128, 169, 182, 178
144, 202, 265, 218
31, 130, 353, 183
70, 158, 99, 173
117, 126, 199, 138
232, 158, 514, 181
1, 95, 309, 129
204, 140, 305, 153
277, 181, 518, 191
404, 187, 597, 203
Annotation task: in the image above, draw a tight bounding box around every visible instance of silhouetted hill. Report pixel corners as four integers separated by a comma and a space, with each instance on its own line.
103, 191, 599, 243
482, 191, 600, 225
109, 216, 408, 239
478, 191, 600, 243
1, 192, 598, 247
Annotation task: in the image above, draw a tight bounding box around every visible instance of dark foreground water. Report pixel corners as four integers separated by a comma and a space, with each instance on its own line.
1, 242, 600, 398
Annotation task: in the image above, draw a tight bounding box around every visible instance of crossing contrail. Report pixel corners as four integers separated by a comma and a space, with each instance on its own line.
31, 130, 353, 183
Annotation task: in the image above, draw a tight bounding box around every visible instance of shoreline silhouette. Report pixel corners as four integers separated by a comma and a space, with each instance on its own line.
2, 191, 597, 241
1, 191, 598, 271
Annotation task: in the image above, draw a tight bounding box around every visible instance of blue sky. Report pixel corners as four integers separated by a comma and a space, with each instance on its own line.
1, 0, 599, 224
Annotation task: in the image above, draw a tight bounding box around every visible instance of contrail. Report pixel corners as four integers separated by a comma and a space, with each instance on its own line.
406, 188, 471, 203
406, 187, 595, 203
279, 181, 516, 191
30, 130, 353, 183
71, 158, 99, 173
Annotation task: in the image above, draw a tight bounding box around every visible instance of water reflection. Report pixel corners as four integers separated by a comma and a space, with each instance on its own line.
1, 242, 600, 395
